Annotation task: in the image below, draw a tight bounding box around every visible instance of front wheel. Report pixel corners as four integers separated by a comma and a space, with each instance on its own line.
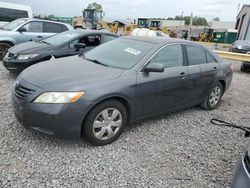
0, 42, 12, 60
200, 82, 223, 110
83, 100, 127, 146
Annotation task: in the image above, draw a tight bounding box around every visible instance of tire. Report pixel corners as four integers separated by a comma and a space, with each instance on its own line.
0, 42, 12, 60
240, 63, 246, 72
200, 82, 223, 110
83, 100, 128, 146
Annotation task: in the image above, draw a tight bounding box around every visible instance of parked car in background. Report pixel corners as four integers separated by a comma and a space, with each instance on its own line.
2, 30, 118, 73
232, 142, 250, 188
0, 2, 32, 27
12, 36, 233, 145
229, 40, 250, 72
0, 18, 73, 60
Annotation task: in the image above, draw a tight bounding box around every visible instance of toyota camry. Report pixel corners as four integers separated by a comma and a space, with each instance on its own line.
12, 36, 233, 145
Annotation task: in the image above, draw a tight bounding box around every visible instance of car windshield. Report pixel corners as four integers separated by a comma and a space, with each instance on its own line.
84, 38, 154, 69
41, 31, 79, 45
2, 19, 27, 31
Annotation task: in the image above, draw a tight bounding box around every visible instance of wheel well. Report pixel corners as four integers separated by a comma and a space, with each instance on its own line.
81, 97, 131, 135
219, 80, 226, 93
0, 41, 14, 46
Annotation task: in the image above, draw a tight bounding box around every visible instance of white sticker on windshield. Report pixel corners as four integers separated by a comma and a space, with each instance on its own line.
125, 48, 141, 55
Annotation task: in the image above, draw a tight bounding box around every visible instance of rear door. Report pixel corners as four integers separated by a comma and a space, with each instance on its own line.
184, 44, 219, 103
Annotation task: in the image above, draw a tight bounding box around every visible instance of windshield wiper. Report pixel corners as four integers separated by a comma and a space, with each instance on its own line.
85, 58, 108, 67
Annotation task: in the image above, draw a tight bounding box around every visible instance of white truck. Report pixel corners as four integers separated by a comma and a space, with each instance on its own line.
0, 2, 33, 27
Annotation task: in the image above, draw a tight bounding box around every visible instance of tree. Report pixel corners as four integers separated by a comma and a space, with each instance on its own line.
167, 17, 174, 20
213, 17, 220, 21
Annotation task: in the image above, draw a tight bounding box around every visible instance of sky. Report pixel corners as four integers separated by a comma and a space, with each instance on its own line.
5, 0, 250, 21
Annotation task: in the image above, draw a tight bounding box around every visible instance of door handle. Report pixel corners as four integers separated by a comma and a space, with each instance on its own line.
180, 72, 186, 79
213, 67, 218, 72
37, 36, 43, 38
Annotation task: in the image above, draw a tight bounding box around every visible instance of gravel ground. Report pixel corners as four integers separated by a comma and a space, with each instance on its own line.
0, 61, 250, 188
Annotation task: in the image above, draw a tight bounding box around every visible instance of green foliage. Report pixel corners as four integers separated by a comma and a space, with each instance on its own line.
213, 17, 220, 21
173, 15, 208, 26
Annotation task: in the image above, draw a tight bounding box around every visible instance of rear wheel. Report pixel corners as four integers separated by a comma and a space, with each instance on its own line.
83, 100, 127, 146
200, 82, 223, 110
240, 63, 247, 72
0, 42, 12, 60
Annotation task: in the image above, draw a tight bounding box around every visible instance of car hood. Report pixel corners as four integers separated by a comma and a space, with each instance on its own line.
9, 41, 54, 54
20, 56, 124, 91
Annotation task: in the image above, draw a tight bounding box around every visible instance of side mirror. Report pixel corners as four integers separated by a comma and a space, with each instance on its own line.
17, 27, 27, 33
143, 63, 164, 73
74, 43, 86, 51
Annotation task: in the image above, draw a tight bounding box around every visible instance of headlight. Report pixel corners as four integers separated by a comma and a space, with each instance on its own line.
237, 46, 242, 50
18, 54, 39, 60
33, 91, 85, 104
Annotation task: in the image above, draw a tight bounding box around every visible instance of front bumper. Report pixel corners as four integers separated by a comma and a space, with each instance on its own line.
232, 152, 250, 188
11, 78, 92, 139
2, 58, 35, 73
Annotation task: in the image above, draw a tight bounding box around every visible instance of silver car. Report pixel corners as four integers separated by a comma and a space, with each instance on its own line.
0, 18, 73, 60
232, 143, 250, 188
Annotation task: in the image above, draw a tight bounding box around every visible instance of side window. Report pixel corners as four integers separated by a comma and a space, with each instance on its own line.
149, 44, 183, 68
44, 22, 65, 33
80, 35, 101, 47
23, 22, 43, 32
102, 35, 117, 43
186, 45, 206, 65
206, 51, 217, 63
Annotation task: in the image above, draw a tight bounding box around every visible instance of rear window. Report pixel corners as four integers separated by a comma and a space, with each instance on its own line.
44, 22, 68, 33
186, 45, 206, 65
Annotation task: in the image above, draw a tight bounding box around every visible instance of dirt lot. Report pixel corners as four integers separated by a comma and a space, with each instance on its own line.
0, 61, 250, 188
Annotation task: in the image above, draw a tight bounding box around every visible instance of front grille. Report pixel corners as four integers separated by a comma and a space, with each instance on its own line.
14, 83, 35, 100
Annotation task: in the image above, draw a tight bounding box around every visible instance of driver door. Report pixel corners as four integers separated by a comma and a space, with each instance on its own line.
16, 21, 44, 43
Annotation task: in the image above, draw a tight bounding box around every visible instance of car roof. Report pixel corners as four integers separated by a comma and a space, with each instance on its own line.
121, 36, 202, 46
21, 18, 72, 27
70, 29, 119, 36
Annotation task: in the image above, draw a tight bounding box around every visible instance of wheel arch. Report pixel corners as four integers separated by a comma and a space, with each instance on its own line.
81, 95, 133, 135
218, 79, 226, 93
0, 39, 16, 46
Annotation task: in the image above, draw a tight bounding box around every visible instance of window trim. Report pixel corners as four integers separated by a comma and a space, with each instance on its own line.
140, 43, 185, 72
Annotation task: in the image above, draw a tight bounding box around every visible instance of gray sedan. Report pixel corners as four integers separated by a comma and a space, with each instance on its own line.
12, 36, 233, 145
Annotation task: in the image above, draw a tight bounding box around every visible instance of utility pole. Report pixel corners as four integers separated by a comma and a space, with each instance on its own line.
188, 12, 193, 40
179, 11, 184, 32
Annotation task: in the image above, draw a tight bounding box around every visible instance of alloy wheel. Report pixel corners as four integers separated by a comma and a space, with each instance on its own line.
209, 86, 221, 107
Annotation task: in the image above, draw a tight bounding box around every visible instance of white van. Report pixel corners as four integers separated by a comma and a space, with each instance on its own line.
0, 2, 33, 27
